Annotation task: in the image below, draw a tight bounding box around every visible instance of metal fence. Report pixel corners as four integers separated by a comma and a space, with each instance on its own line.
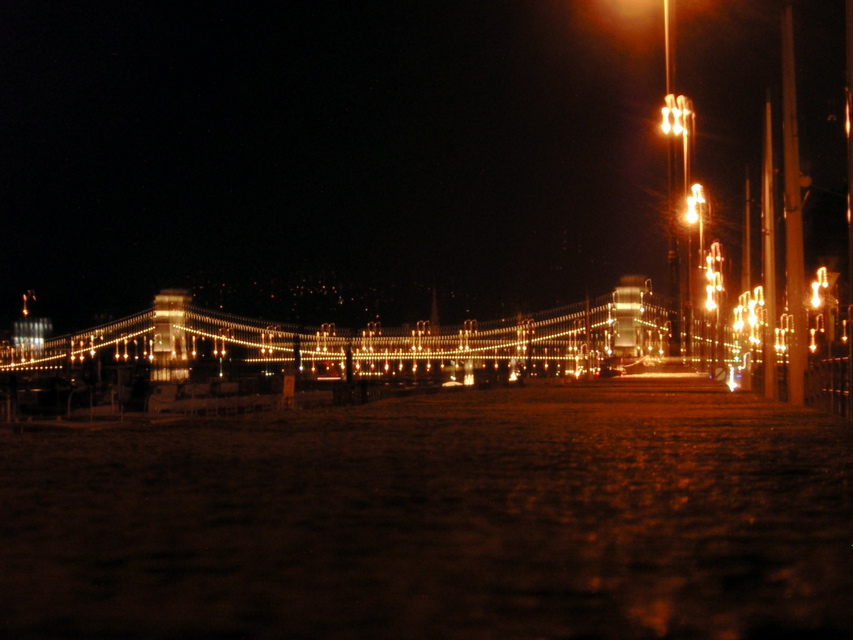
805, 355, 851, 420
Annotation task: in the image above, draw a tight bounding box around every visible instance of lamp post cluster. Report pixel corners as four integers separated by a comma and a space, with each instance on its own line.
660, 89, 725, 368
730, 286, 767, 390
648, 2, 850, 407
733, 288, 764, 345
808, 266, 839, 353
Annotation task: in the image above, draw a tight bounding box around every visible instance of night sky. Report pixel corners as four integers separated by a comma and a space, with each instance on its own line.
1, 1, 847, 332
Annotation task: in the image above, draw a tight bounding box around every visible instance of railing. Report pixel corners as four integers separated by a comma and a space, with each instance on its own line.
805, 355, 851, 420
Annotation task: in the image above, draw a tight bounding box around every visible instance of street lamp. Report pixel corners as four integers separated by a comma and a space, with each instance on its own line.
704, 242, 724, 312
809, 266, 839, 348
662, 94, 695, 359
686, 183, 703, 223
662, 94, 695, 199
684, 180, 711, 361
810, 266, 829, 310
686, 183, 707, 265
639, 0, 680, 358
706, 241, 725, 370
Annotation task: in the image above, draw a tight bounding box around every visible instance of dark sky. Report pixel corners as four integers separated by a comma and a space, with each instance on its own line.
1, 1, 847, 330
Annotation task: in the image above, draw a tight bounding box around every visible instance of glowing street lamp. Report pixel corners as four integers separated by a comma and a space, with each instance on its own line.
683, 182, 708, 359
808, 266, 839, 347
686, 183, 703, 224
701, 241, 724, 370
810, 281, 823, 309
705, 272, 723, 311
810, 266, 829, 309
686, 183, 707, 250
662, 95, 695, 199
686, 184, 713, 304
705, 241, 723, 284
661, 94, 693, 137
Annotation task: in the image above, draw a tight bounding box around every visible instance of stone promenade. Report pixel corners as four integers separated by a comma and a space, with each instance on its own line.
2, 373, 852, 639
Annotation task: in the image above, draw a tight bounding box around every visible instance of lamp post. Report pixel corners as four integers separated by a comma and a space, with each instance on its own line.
662, 94, 695, 359
659, 0, 681, 358
809, 266, 839, 350
663, 0, 672, 93
662, 95, 695, 204
686, 183, 706, 265
704, 241, 724, 373
652, 0, 700, 362
683, 179, 708, 363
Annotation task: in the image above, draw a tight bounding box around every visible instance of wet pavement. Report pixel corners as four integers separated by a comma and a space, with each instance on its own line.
2, 373, 853, 639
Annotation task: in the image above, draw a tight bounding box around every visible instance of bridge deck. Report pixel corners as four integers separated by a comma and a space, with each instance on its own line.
1, 375, 851, 638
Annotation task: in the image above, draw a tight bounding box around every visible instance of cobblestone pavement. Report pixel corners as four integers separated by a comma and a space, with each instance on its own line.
2, 374, 853, 639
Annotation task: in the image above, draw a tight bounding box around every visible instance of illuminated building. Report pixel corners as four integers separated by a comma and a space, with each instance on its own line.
12, 317, 53, 362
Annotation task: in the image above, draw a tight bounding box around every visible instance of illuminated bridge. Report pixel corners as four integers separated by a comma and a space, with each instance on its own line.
0, 282, 718, 388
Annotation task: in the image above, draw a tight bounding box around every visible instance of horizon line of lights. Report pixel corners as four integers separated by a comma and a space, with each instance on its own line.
18, 292, 648, 353
3, 296, 673, 371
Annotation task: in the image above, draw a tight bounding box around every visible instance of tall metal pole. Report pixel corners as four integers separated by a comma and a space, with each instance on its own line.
763, 93, 778, 401
845, 0, 853, 421
781, 3, 807, 405
664, 0, 681, 358
664, 0, 672, 96
743, 169, 753, 387
846, 0, 853, 419
684, 100, 695, 362
743, 170, 751, 295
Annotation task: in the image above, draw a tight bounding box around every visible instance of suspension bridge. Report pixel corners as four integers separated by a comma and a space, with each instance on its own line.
2, 281, 707, 389
36, 277, 853, 421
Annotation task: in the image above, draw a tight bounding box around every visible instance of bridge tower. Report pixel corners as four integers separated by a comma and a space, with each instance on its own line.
151, 289, 192, 382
